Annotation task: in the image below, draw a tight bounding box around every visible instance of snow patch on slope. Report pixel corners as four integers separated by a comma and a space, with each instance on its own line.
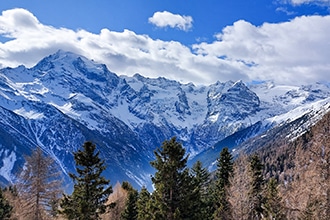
0, 149, 16, 183
14, 107, 44, 119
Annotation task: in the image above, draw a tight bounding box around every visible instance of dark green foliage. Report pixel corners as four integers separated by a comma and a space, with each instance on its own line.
249, 154, 264, 194
190, 160, 212, 220
121, 181, 138, 220
248, 154, 265, 220
49, 191, 61, 218
213, 147, 234, 220
0, 189, 12, 219
216, 147, 234, 189
147, 193, 165, 220
136, 186, 152, 220
60, 141, 113, 220
150, 137, 192, 220
263, 178, 285, 219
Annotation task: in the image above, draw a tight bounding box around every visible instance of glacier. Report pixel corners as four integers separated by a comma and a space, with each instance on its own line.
0, 50, 329, 189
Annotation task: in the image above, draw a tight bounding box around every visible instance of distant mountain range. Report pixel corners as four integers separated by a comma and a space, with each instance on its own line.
0, 50, 329, 190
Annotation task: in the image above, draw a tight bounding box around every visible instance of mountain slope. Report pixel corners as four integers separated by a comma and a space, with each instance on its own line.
0, 50, 329, 189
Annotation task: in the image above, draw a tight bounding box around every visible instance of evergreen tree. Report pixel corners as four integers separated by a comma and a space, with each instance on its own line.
0, 188, 12, 220
147, 192, 165, 220
121, 181, 138, 220
213, 147, 234, 220
190, 160, 211, 220
49, 190, 63, 218
60, 141, 113, 220
16, 147, 63, 220
136, 186, 151, 220
248, 154, 265, 220
150, 137, 191, 220
263, 178, 285, 219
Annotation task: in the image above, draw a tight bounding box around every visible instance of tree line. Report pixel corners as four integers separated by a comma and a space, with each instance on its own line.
0, 138, 283, 220
1, 125, 329, 219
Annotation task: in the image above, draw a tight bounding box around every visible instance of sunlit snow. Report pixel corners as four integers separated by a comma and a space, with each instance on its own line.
0, 149, 16, 183
50, 102, 80, 117
14, 107, 44, 119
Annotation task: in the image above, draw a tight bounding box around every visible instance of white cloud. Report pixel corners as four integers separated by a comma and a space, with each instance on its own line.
275, 7, 296, 15
285, 0, 330, 6
148, 11, 193, 31
0, 8, 330, 86
192, 16, 330, 84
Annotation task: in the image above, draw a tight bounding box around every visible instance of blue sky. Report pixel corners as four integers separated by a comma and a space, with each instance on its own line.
0, 0, 329, 85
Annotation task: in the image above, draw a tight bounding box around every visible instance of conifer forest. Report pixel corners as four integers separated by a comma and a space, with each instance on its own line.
1, 111, 330, 220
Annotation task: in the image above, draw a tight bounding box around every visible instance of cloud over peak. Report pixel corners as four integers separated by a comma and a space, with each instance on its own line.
0, 8, 329, 86
148, 11, 193, 31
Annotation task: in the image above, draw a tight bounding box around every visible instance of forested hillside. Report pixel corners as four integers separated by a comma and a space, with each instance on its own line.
1, 111, 330, 219
258, 109, 330, 219
105, 110, 330, 219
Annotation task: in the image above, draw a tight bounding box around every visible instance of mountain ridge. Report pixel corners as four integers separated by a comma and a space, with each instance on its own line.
0, 50, 329, 189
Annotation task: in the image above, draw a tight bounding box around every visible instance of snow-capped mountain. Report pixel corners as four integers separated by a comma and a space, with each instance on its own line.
0, 50, 329, 189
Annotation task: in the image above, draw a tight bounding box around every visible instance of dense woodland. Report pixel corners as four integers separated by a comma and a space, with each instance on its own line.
0, 111, 330, 219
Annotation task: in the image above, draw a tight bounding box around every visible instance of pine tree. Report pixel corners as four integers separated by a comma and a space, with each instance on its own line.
263, 178, 285, 219
190, 160, 211, 220
150, 137, 191, 220
248, 154, 265, 220
121, 181, 138, 220
16, 147, 63, 220
60, 141, 113, 220
49, 191, 61, 218
146, 192, 165, 220
0, 188, 12, 220
213, 147, 234, 220
136, 186, 151, 220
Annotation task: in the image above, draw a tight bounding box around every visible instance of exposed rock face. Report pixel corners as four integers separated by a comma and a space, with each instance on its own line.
0, 50, 329, 189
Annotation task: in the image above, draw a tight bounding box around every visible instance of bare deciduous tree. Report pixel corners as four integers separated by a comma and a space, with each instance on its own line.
102, 182, 127, 220
229, 154, 250, 220
16, 147, 63, 220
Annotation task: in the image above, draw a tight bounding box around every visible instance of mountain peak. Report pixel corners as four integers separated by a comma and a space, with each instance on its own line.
30, 50, 120, 86
232, 79, 244, 87
0, 50, 330, 190
32, 50, 86, 70
51, 49, 85, 61
31, 50, 112, 74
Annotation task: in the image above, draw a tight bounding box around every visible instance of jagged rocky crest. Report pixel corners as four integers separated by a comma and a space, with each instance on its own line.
0, 50, 329, 189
